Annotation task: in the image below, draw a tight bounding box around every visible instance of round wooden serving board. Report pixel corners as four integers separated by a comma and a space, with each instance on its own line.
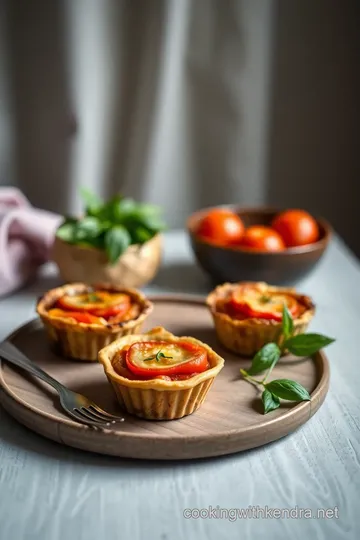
0, 295, 329, 460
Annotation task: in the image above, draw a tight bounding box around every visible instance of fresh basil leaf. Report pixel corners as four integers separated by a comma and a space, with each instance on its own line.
115, 198, 159, 227
282, 303, 294, 340
80, 187, 102, 214
131, 226, 154, 244
265, 379, 310, 401
74, 217, 103, 242
128, 204, 162, 227
56, 221, 78, 243
262, 389, 280, 414
121, 206, 165, 231
89, 194, 123, 222
62, 215, 78, 224
284, 333, 335, 357
107, 194, 124, 212
248, 343, 281, 375
104, 226, 131, 264
157, 352, 173, 360
139, 214, 166, 232
136, 203, 162, 217
116, 197, 137, 216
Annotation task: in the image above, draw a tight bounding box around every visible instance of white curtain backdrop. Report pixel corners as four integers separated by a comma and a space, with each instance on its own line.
1, 0, 359, 253
0, 0, 274, 227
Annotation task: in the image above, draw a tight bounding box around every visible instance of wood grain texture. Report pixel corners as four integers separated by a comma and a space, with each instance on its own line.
0, 297, 329, 460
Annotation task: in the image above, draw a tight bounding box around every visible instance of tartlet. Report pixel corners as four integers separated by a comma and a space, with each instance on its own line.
36, 282, 153, 361
206, 281, 315, 356
98, 326, 225, 420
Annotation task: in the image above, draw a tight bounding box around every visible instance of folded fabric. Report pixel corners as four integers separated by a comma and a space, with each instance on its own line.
0, 187, 62, 297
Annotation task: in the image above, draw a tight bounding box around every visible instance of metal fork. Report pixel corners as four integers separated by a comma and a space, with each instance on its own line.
0, 341, 124, 428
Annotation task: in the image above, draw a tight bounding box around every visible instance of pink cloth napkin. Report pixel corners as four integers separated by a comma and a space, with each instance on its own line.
0, 187, 62, 297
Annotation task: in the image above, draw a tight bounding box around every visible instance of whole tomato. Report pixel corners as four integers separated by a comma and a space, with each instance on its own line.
195, 209, 245, 245
271, 209, 319, 247
238, 225, 285, 252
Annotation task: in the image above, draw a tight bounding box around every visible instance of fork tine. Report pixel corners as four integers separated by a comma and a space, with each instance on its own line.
75, 408, 112, 426
67, 408, 110, 428
89, 404, 125, 422
85, 407, 118, 423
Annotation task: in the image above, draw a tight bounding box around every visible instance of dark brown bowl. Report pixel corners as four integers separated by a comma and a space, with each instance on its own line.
187, 206, 332, 286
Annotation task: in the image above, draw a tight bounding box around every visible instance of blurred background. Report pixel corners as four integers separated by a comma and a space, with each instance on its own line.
1, 0, 359, 254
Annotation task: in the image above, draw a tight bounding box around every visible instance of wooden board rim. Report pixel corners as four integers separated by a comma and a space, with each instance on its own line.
0, 294, 330, 459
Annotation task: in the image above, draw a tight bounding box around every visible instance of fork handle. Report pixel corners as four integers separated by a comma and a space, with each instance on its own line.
0, 342, 64, 393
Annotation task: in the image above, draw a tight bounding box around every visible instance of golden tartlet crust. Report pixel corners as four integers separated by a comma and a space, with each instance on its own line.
36, 282, 153, 361
206, 281, 315, 356
98, 326, 224, 419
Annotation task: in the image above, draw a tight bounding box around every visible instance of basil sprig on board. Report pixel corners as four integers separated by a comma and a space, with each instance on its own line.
56, 188, 166, 264
240, 304, 335, 414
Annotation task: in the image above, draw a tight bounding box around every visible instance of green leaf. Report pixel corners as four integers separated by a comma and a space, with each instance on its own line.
118, 201, 165, 232
262, 389, 280, 414
87, 293, 101, 303
83, 194, 123, 222
73, 188, 166, 252
116, 197, 137, 216
156, 351, 173, 361
248, 343, 281, 376
139, 213, 166, 233
143, 350, 173, 362
104, 226, 131, 264
131, 226, 155, 245
56, 221, 78, 243
80, 187, 102, 214
74, 216, 104, 242
265, 379, 311, 401
284, 333, 335, 357
282, 303, 294, 340
136, 203, 162, 217
99, 195, 123, 222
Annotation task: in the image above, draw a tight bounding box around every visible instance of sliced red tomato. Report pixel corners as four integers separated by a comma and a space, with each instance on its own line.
92, 303, 130, 318
56, 291, 131, 319
125, 340, 208, 377
112, 350, 202, 381
229, 289, 300, 321
48, 309, 103, 324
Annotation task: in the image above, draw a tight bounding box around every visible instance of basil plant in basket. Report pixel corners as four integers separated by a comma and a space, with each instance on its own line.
52, 188, 166, 287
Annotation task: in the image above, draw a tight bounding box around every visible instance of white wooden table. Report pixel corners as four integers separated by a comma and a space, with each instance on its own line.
0, 230, 359, 540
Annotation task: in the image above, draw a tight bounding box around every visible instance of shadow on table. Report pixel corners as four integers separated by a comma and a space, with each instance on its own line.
0, 403, 310, 473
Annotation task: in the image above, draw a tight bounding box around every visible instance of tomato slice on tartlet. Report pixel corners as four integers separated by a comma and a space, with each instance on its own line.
229, 287, 300, 321
56, 291, 131, 319
47, 309, 104, 324
125, 340, 209, 377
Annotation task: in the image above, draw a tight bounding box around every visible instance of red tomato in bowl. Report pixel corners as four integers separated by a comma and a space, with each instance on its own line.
195, 209, 245, 246
271, 209, 319, 247
237, 226, 285, 252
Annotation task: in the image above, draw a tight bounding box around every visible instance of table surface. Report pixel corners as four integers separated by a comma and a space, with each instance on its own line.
0, 230, 359, 540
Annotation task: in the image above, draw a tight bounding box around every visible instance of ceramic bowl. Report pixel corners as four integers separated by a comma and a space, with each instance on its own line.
187, 206, 331, 286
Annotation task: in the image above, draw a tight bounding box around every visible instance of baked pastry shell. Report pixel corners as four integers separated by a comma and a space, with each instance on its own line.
206, 282, 315, 356
36, 282, 153, 361
98, 326, 225, 420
